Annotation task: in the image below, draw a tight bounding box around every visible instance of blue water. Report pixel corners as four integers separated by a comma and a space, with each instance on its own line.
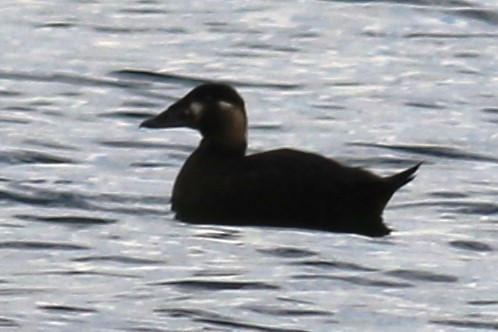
1, 1, 497, 331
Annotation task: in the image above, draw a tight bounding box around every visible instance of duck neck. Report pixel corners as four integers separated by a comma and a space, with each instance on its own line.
200, 134, 247, 157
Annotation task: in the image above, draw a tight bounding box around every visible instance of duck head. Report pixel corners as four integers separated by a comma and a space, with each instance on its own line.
140, 83, 248, 156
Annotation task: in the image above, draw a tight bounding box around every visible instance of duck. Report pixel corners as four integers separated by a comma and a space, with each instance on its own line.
140, 83, 420, 237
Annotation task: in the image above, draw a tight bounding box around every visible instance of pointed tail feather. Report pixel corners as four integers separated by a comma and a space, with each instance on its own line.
387, 162, 422, 192
362, 162, 422, 222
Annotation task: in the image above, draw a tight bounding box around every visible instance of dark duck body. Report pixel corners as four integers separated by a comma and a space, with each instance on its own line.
140, 83, 420, 237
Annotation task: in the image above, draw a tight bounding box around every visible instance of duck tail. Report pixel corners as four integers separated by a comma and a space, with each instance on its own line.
387, 162, 423, 192
368, 162, 422, 218
359, 162, 421, 228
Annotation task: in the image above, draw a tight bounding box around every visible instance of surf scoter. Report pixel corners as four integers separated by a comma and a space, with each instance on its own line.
140, 83, 420, 237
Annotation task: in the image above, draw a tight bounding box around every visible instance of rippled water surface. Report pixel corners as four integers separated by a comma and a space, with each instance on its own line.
1, 1, 498, 331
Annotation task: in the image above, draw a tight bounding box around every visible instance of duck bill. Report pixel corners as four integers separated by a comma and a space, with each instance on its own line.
139, 100, 188, 129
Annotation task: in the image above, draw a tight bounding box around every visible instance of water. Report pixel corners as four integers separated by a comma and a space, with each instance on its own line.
1, 0, 497, 331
